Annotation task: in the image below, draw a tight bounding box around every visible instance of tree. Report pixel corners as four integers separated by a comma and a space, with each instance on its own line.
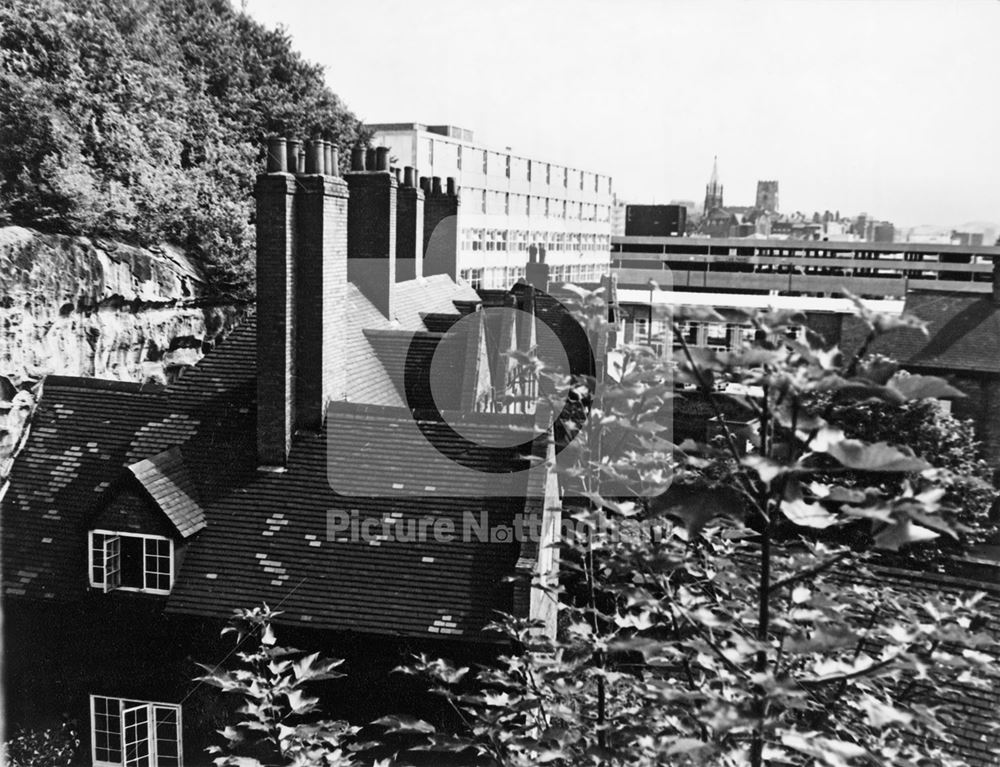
0, 0, 368, 297
196, 604, 360, 767
383, 293, 1000, 766
203, 293, 999, 766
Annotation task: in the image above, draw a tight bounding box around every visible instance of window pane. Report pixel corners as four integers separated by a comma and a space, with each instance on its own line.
154, 706, 181, 767
92, 696, 122, 764
120, 536, 143, 588
144, 538, 171, 592
122, 705, 152, 767
91, 533, 106, 586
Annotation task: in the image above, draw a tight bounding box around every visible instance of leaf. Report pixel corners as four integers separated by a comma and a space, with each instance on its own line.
651, 483, 744, 538
260, 623, 276, 647
672, 305, 725, 322
846, 291, 928, 336
665, 738, 709, 755
781, 732, 867, 766
874, 520, 940, 551
373, 715, 436, 734
887, 373, 966, 401
859, 696, 913, 728
743, 455, 785, 484
822, 439, 931, 473
781, 498, 838, 529
285, 689, 319, 715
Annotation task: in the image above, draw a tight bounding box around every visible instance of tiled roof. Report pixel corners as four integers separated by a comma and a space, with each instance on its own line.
845, 291, 1000, 374
166, 403, 536, 638
1, 274, 536, 640
825, 561, 1000, 766
128, 447, 205, 538
364, 328, 472, 412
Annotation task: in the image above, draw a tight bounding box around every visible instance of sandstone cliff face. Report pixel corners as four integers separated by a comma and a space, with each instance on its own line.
0, 226, 243, 480
0, 226, 238, 384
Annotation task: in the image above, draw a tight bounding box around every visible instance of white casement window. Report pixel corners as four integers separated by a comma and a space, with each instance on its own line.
89, 530, 173, 594
91, 695, 182, 767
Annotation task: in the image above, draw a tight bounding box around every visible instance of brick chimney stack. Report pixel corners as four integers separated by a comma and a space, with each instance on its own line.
526, 243, 549, 291
396, 165, 424, 281
346, 146, 397, 318
255, 136, 349, 467
423, 175, 460, 280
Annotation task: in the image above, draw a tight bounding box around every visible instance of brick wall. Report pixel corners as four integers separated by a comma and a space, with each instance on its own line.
295, 175, 350, 426
396, 177, 424, 282
347, 172, 397, 318
423, 178, 460, 280
254, 173, 297, 466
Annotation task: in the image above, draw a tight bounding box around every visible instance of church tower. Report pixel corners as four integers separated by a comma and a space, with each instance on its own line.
703, 156, 724, 213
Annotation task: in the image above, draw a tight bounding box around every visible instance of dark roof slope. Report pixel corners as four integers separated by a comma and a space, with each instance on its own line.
2, 274, 539, 639
167, 403, 536, 639
845, 291, 1000, 374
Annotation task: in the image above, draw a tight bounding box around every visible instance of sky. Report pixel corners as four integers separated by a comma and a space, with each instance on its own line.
244, 0, 999, 229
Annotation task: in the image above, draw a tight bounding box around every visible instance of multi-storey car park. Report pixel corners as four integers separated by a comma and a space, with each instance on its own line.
369, 123, 614, 290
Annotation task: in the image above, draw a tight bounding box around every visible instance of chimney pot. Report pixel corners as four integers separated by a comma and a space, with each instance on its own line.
393, 167, 402, 183
431, 176, 443, 196
375, 146, 391, 171
404, 166, 416, 188
286, 139, 303, 174
446, 177, 457, 197
351, 146, 366, 172
266, 136, 287, 173
321, 141, 332, 175
419, 176, 431, 195
306, 139, 324, 174
329, 147, 340, 177
365, 147, 377, 171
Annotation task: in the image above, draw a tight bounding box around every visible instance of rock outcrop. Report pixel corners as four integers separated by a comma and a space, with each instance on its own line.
0, 226, 244, 482
0, 226, 242, 384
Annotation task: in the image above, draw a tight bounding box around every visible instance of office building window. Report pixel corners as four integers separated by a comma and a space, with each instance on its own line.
482, 151, 488, 174
505, 155, 511, 178
457, 145, 462, 170
563, 168, 568, 188
546, 164, 551, 185
504, 193, 510, 215
527, 160, 532, 181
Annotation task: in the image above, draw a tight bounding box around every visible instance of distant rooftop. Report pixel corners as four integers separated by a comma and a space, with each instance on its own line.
367, 123, 474, 143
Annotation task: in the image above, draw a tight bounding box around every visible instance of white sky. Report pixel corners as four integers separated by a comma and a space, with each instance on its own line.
244, 0, 999, 229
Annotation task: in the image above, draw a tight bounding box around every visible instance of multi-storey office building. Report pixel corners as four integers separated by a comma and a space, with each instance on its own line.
369, 123, 614, 289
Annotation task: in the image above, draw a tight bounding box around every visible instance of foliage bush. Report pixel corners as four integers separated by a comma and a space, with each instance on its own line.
0, 723, 78, 767
0, 0, 368, 297
204, 294, 1000, 766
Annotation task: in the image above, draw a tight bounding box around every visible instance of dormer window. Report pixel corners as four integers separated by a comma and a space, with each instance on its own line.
86, 447, 204, 596
89, 530, 173, 594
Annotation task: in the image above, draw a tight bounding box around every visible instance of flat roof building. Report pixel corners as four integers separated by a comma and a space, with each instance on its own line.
369, 123, 614, 290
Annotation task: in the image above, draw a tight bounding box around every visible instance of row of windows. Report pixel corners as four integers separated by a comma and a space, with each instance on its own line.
422, 138, 612, 194
627, 319, 806, 353
460, 261, 609, 290
461, 229, 611, 254
461, 188, 612, 221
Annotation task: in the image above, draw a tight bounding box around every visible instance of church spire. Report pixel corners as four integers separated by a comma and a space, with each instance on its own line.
704, 155, 723, 213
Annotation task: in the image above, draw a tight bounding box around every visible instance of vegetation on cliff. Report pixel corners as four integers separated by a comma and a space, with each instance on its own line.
0, 0, 368, 297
